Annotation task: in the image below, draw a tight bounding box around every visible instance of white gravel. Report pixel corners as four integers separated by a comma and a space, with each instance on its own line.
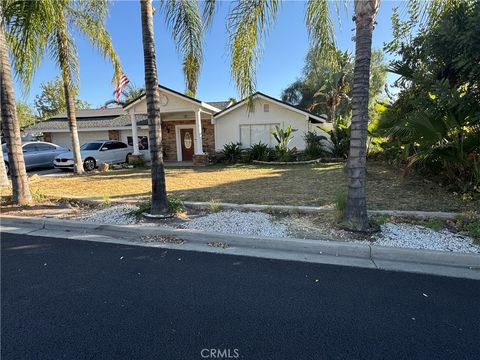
78, 205, 139, 225
369, 223, 480, 254
183, 210, 289, 238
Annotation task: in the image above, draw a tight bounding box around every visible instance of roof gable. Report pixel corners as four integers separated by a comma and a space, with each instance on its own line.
123, 84, 220, 113
213, 92, 326, 123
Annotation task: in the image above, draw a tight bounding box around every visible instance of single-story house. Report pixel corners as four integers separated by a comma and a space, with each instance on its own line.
26, 85, 330, 165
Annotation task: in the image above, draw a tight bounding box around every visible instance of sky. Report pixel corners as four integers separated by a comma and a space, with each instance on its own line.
13, 0, 403, 109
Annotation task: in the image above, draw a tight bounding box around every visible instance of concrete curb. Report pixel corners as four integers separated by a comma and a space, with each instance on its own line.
183, 201, 463, 220
2, 216, 479, 277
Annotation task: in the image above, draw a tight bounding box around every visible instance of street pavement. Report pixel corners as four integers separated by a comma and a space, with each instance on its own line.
2, 233, 479, 360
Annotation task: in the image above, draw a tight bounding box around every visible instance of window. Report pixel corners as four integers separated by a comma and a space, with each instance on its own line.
239, 124, 279, 148
108, 142, 128, 150
127, 136, 149, 150
80, 142, 103, 151
263, 104, 269, 112
35, 143, 55, 151
22, 144, 38, 152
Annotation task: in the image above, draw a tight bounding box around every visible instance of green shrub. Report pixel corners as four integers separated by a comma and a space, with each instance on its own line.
334, 189, 347, 217
209, 199, 221, 213
222, 142, 243, 163
423, 218, 444, 231
453, 213, 480, 244
247, 142, 272, 162
273, 146, 297, 162
465, 221, 480, 244
129, 195, 185, 218
271, 125, 298, 162
328, 124, 350, 159
102, 195, 112, 206
303, 131, 332, 160
371, 214, 391, 226
129, 157, 146, 168
31, 190, 47, 202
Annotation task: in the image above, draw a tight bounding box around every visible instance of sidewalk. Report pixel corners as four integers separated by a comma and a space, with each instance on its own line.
1, 215, 479, 280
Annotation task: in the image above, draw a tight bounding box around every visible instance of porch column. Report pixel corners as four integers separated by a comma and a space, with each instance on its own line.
194, 108, 204, 155
130, 111, 141, 155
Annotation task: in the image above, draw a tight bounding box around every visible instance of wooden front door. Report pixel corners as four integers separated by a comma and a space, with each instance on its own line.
180, 128, 194, 161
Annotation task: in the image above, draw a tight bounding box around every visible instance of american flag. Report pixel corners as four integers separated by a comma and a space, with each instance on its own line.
115, 74, 130, 102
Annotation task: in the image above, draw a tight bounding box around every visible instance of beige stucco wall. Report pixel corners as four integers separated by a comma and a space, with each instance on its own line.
214, 98, 327, 151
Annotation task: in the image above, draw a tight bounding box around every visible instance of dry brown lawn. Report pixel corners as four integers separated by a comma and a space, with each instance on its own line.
1, 162, 476, 212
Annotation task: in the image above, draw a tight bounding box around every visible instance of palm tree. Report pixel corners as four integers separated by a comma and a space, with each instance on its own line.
6, 0, 122, 175
310, 69, 351, 126
140, 0, 168, 215
227, 0, 379, 230
343, 0, 381, 231
138, 0, 214, 215
0, 14, 32, 204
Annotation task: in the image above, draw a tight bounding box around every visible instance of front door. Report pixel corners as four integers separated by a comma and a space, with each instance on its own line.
180, 128, 194, 161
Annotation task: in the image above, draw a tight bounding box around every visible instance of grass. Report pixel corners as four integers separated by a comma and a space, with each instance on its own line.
1, 161, 478, 212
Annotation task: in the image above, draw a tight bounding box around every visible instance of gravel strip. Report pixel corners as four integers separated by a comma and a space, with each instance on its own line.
77, 205, 139, 225
367, 223, 480, 254
183, 210, 289, 238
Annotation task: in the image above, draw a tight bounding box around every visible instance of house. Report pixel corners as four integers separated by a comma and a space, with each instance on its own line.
26, 85, 330, 165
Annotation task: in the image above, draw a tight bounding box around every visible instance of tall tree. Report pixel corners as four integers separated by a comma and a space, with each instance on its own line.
6, 0, 122, 175
34, 77, 90, 120
227, 0, 380, 230
140, 0, 168, 215
0, 21, 32, 204
343, 0, 381, 231
138, 0, 215, 215
15, 102, 38, 128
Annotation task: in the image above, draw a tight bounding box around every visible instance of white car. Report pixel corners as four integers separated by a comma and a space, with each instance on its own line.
54, 140, 133, 171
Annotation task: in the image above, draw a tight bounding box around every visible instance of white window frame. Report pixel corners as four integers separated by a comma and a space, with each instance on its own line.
239, 123, 280, 148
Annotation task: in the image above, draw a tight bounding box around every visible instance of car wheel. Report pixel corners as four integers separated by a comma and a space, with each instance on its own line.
4, 162, 9, 175
125, 153, 132, 164
83, 158, 96, 172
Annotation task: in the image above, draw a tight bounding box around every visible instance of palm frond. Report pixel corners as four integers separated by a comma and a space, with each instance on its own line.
67, 0, 122, 84
227, 0, 280, 101
2, 0, 59, 93
201, 0, 217, 29
305, 0, 337, 66
160, 0, 203, 96
49, 17, 79, 91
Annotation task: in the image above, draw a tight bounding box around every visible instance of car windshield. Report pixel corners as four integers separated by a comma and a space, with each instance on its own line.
1, 144, 6, 152
80, 142, 103, 151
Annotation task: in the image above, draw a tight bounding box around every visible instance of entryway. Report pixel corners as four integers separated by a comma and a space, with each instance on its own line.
175, 125, 195, 161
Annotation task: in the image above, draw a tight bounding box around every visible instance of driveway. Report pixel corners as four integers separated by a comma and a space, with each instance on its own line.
2, 233, 479, 360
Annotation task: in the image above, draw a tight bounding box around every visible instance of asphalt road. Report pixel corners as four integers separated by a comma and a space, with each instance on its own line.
2, 233, 479, 360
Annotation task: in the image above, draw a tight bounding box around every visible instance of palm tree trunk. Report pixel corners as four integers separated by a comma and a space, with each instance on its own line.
56, 16, 84, 175
343, 0, 380, 231
140, 0, 168, 215
0, 25, 32, 204
0, 136, 10, 187
331, 101, 337, 126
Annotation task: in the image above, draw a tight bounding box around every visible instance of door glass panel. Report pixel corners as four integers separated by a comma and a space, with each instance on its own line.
23, 144, 38, 152
184, 132, 192, 149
